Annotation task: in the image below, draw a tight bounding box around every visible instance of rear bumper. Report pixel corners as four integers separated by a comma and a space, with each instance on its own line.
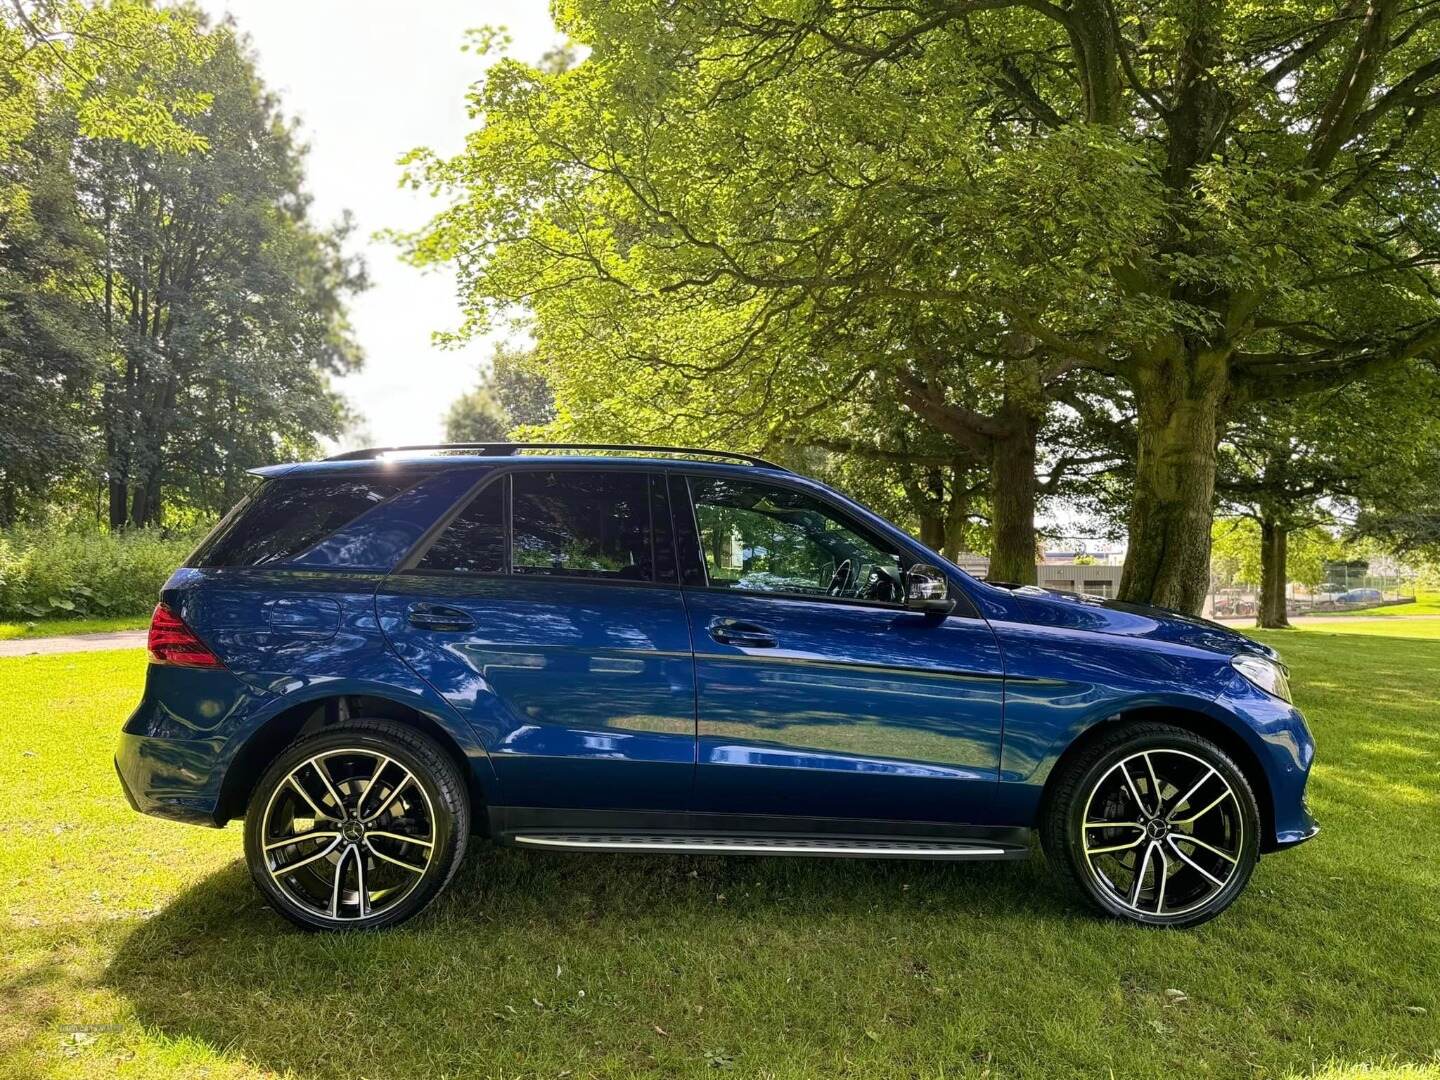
114, 661, 266, 828
114, 731, 227, 827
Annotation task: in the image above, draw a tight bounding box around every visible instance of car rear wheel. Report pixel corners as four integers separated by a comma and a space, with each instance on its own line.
243, 720, 469, 931
1041, 723, 1261, 928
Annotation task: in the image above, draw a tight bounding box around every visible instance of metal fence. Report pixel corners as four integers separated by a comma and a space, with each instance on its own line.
1205, 577, 1416, 619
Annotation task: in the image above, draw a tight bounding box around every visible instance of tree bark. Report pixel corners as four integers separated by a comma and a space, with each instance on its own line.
1257, 518, 1290, 629
918, 508, 945, 552
1118, 351, 1226, 613
987, 405, 1039, 585
942, 470, 969, 562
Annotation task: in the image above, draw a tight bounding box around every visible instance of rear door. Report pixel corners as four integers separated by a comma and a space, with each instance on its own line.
377, 467, 697, 812
673, 472, 1006, 824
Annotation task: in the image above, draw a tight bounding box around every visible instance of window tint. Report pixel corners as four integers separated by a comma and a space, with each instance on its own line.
687, 477, 904, 602
192, 475, 408, 567
416, 479, 505, 574
511, 471, 653, 581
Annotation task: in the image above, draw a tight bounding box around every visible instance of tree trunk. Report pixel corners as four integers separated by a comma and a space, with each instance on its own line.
1257, 518, 1290, 629
987, 406, 1039, 585
918, 509, 944, 552
942, 468, 969, 562
1118, 353, 1226, 613
108, 476, 128, 530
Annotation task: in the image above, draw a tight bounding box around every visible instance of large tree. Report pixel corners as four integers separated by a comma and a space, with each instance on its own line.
72, 20, 364, 525
405, 0, 1440, 612
2, 6, 361, 526
1, 0, 214, 523
1219, 365, 1440, 627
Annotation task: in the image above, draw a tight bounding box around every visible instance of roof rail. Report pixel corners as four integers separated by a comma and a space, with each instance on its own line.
326, 442, 790, 471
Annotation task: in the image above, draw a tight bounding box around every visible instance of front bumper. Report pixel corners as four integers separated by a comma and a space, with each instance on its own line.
1218, 682, 1318, 853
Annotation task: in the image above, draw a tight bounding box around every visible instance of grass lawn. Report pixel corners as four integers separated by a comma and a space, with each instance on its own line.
2, 625, 1437, 1079
0, 614, 149, 641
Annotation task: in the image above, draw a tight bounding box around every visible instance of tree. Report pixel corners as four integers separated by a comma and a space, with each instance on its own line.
0, 105, 98, 523
444, 386, 509, 442
69, 20, 365, 526
403, 1, 1440, 613
1, 0, 213, 172
1, 0, 216, 523
443, 341, 557, 443
1219, 367, 1440, 627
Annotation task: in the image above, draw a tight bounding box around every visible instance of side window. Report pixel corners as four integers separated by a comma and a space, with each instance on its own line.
686, 476, 904, 603
191, 474, 410, 567
417, 479, 505, 574
511, 471, 654, 581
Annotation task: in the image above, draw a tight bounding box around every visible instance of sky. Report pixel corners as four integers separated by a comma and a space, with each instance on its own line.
195, 1, 563, 449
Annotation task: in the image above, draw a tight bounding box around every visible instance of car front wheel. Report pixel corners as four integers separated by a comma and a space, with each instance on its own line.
1042, 723, 1261, 928
243, 719, 469, 931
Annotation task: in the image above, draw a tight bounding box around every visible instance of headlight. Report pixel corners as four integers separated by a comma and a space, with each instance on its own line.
1231, 653, 1292, 703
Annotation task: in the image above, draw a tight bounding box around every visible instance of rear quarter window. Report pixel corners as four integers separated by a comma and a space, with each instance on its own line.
190, 475, 411, 567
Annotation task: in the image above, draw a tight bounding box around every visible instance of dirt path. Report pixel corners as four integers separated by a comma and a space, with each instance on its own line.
0, 630, 147, 658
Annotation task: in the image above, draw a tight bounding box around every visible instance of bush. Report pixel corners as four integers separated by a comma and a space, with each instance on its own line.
0, 525, 208, 620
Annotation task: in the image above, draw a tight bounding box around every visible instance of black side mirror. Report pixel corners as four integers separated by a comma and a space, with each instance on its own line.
904, 563, 956, 615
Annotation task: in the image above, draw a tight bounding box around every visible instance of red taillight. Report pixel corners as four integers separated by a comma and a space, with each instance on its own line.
147, 603, 224, 668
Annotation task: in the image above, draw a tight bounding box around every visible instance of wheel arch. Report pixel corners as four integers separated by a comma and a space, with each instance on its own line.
215, 693, 485, 830
1038, 704, 1278, 851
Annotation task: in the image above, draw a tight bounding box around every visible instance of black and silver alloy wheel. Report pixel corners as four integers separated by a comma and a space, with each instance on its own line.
1043, 723, 1260, 928
244, 720, 468, 931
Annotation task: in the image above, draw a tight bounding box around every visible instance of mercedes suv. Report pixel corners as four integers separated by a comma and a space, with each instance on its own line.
116, 444, 1317, 930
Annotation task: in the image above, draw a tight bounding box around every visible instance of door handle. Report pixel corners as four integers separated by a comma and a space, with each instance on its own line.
406, 603, 475, 632
708, 618, 778, 648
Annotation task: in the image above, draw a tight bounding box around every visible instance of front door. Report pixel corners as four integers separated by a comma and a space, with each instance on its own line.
674, 473, 1006, 824
377, 467, 696, 812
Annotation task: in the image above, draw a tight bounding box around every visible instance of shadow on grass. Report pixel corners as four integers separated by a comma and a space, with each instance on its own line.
100, 844, 1063, 1078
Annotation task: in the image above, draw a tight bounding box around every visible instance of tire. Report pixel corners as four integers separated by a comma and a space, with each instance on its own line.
243, 719, 469, 931
1041, 723, 1261, 928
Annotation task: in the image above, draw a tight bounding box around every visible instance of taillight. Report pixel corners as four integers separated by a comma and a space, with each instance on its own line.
147, 603, 224, 668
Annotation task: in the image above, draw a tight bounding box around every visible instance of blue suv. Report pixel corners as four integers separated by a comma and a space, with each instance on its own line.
116, 444, 1316, 930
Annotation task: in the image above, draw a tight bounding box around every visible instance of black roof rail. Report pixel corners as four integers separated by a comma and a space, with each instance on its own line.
326, 442, 789, 471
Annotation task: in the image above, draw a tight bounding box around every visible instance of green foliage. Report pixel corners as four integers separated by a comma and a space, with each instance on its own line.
1211, 518, 1341, 591
400, 0, 1440, 609
443, 342, 559, 443
0, 523, 203, 620
0, 0, 214, 176
444, 386, 510, 443
0, 5, 364, 528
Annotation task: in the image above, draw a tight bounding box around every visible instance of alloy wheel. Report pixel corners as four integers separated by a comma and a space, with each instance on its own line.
1079, 748, 1244, 919
259, 748, 437, 923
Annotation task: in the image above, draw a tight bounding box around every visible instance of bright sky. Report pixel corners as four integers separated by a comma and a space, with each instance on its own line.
195, 1, 563, 448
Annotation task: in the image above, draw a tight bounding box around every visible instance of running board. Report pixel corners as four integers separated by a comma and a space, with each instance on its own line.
509, 833, 1028, 861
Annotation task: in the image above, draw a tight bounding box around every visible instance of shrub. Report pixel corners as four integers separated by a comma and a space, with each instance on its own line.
0, 525, 208, 620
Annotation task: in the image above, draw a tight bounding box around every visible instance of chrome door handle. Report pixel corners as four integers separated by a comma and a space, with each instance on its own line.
406, 603, 475, 632
708, 618, 777, 648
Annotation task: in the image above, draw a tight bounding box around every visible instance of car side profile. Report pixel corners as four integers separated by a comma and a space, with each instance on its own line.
116, 444, 1317, 930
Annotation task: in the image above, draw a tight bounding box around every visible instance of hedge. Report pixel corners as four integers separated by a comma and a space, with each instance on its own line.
0, 526, 207, 621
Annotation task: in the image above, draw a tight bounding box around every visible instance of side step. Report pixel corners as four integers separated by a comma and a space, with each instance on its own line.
510, 833, 1027, 861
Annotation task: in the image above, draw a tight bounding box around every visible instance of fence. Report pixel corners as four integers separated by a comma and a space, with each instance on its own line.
1205, 576, 1416, 620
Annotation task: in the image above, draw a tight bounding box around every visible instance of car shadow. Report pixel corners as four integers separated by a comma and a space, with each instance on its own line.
101, 843, 1060, 1076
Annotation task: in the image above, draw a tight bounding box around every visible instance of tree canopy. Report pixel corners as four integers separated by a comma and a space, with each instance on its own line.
0, 4, 364, 526
405, 0, 1440, 612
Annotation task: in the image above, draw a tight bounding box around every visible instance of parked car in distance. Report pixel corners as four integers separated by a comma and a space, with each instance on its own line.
1338, 588, 1384, 605
117, 444, 1317, 930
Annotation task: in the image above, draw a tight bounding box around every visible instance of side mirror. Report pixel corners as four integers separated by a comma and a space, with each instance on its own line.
904, 563, 956, 615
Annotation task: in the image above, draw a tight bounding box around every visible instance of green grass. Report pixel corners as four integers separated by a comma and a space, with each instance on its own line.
1, 627, 1437, 1079
0, 615, 149, 641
